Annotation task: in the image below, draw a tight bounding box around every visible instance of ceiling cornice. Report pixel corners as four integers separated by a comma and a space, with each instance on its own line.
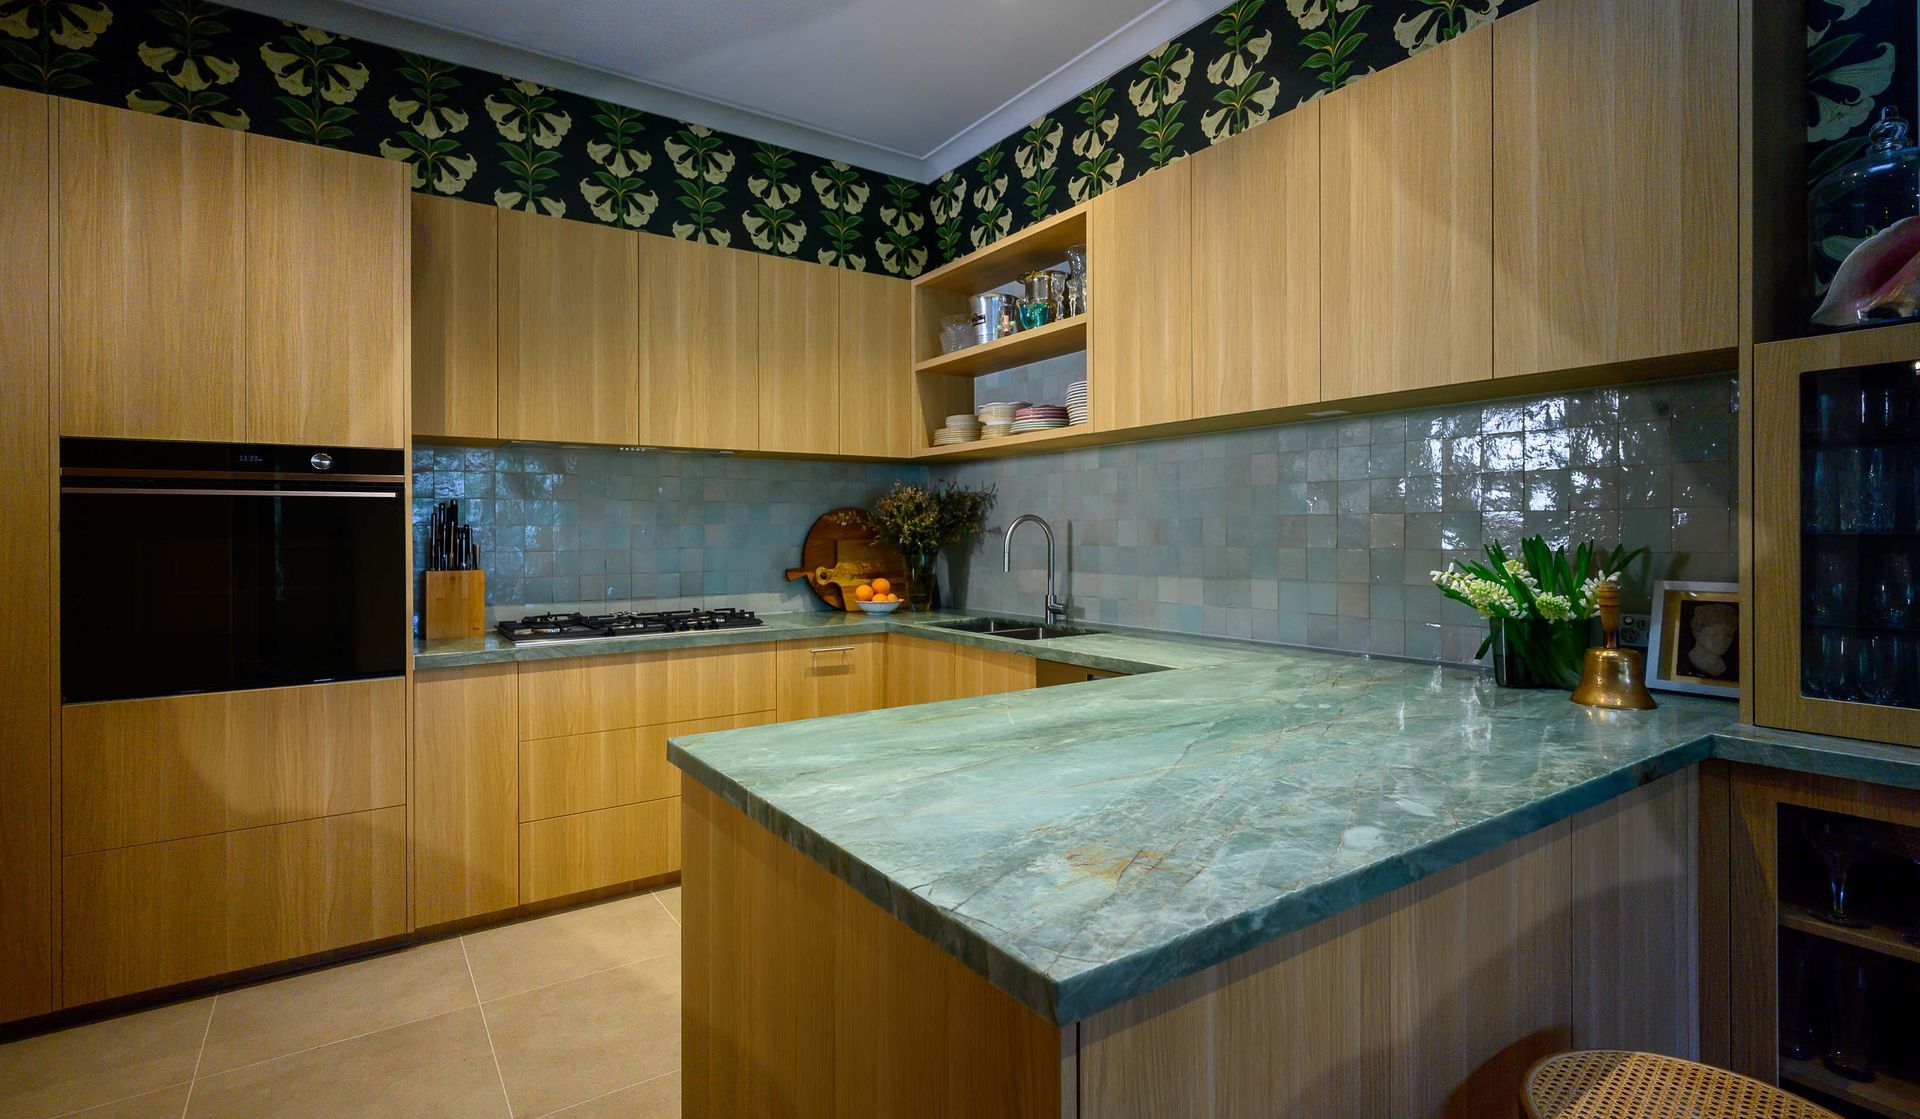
224, 0, 1225, 183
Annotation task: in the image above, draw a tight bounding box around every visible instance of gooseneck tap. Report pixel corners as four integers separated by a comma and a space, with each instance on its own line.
1004, 514, 1068, 625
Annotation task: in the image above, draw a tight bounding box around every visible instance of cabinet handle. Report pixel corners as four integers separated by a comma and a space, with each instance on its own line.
808, 645, 856, 654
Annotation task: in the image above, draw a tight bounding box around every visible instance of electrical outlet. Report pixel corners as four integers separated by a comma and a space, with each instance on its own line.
1619, 613, 1652, 648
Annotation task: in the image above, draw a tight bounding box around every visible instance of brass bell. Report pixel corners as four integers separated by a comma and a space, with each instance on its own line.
1571, 581, 1657, 710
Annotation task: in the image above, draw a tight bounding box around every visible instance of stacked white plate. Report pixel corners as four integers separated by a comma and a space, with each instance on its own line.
977, 401, 1027, 425
1009, 405, 1070, 435
1066, 381, 1089, 426
932, 413, 983, 445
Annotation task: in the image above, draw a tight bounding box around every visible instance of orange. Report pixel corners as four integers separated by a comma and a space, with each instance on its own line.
855, 584, 875, 602
871, 578, 891, 595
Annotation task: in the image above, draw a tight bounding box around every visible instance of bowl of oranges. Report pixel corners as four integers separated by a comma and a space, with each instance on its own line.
854, 579, 903, 614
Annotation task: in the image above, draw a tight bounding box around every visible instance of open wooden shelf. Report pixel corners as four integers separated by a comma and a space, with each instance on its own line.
913, 316, 1088, 378
912, 423, 1102, 460
1781, 1056, 1920, 1119
1781, 903, 1920, 967
912, 204, 1088, 295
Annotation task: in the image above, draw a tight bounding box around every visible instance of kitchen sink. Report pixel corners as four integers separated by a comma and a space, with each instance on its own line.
932, 618, 1093, 641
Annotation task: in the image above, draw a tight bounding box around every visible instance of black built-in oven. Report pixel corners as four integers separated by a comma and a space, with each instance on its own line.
60, 438, 408, 703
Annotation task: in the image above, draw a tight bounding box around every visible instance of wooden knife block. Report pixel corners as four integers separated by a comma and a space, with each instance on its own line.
424, 570, 487, 639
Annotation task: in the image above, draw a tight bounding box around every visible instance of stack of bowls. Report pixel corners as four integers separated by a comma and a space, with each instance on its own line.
1066, 381, 1089, 426
976, 401, 1025, 439
1010, 405, 1070, 434
932, 414, 983, 445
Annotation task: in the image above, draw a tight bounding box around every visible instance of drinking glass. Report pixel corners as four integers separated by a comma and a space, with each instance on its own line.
1779, 933, 1819, 1061
1863, 382, 1905, 440
1806, 449, 1841, 533
1018, 299, 1051, 330
1824, 949, 1876, 1083
1868, 552, 1918, 627
1805, 628, 1857, 701
1802, 814, 1878, 928
1808, 550, 1858, 625
1840, 448, 1897, 533
1857, 632, 1904, 706
1814, 385, 1865, 445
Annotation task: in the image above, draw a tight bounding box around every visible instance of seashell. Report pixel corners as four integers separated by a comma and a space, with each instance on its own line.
1814, 215, 1920, 326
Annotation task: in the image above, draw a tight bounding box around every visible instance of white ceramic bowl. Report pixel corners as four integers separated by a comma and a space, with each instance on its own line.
858, 599, 904, 615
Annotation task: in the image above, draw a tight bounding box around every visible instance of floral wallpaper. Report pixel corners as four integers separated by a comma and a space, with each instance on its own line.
0, 0, 930, 275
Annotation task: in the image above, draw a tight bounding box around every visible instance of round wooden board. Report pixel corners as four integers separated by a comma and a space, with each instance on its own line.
786, 508, 879, 610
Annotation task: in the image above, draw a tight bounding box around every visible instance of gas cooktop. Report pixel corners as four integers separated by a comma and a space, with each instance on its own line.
495, 607, 764, 643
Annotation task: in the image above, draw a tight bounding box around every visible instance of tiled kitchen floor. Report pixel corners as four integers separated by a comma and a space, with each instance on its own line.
0, 887, 684, 1119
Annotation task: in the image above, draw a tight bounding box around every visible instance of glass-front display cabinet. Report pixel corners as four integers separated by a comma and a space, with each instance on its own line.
1757, 322, 1920, 746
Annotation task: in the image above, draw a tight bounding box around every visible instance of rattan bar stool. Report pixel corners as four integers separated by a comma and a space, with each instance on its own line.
1523, 1051, 1842, 1119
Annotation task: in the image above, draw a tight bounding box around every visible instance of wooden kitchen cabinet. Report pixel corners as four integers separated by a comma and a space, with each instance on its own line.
775, 635, 887, 721
884, 635, 1037, 707
244, 135, 407, 447
1321, 24, 1492, 401
1493, 0, 1737, 379
498, 207, 640, 445
640, 236, 761, 450
521, 798, 679, 904
517, 644, 776, 741
55, 99, 247, 441
759, 255, 839, 454
415, 665, 519, 928
838, 269, 915, 459
0, 86, 52, 1025
520, 711, 771, 821
1092, 163, 1193, 431
412, 194, 500, 442
1191, 102, 1321, 417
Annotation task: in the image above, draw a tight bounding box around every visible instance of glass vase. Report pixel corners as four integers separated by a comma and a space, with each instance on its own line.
906, 551, 938, 612
1489, 619, 1547, 689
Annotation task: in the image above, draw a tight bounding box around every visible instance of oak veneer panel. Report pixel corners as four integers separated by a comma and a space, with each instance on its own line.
518, 797, 679, 903
775, 635, 886, 721
1091, 163, 1192, 430
1493, 0, 1738, 378
244, 135, 407, 447
884, 635, 1037, 708
414, 665, 518, 928
411, 193, 498, 441
497, 208, 639, 445
1191, 102, 1321, 417
54, 99, 246, 441
519, 710, 771, 821
517, 644, 776, 740
1322, 25, 1492, 401
62, 678, 406, 855
0, 86, 52, 1025
682, 782, 1063, 1118
639, 236, 760, 450
839, 269, 915, 459
61, 806, 407, 1006
758, 255, 838, 454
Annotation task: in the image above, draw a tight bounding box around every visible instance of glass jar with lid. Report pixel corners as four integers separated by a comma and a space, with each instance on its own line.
1811, 107, 1920, 329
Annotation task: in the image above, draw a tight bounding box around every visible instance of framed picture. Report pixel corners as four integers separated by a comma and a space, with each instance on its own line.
1646, 580, 1741, 698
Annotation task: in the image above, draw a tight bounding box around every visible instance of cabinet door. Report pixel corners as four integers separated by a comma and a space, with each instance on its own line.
884, 636, 1035, 706
517, 644, 777, 740
415, 665, 519, 928
0, 87, 51, 1025
520, 711, 771, 822
1191, 104, 1321, 417
498, 208, 640, 444
1321, 25, 1492, 400
55, 99, 246, 440
412, 194, 499, 441
1092, 163, 1192, 430
838, 269, 914, 459
640, 236, 760, 449
244, 135, 407, 447
775, 635, 887, 721
1493, 0, 1737, 378
758, 256, 839, 454
520, 799, 678, 903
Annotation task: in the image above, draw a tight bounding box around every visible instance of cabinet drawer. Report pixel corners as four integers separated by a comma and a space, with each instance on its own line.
884, 636, 1038, 707
775, 635, 887, 721
519, 799, 679, 903
62, 677, 406, 854
62, 806, 406, 1006
521, 711, 771, 822
517, 644, 774, 740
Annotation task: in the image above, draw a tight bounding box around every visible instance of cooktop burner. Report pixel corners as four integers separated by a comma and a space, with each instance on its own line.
496, 607, 764, 643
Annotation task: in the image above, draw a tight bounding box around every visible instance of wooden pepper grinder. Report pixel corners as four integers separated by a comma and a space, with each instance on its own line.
1571, 580, 1657, 710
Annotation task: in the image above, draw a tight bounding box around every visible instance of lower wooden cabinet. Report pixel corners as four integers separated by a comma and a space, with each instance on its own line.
521, 799, 680, 904
776, 635, 887, 721
886, 635, 1038, 707
517, 644, 776, 741
520, 711, 770, 821
415, 664, 520, 929
61, 807, 407, 1006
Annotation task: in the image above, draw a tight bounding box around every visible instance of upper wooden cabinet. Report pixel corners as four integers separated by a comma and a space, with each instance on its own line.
758, 255, 838, 454
1492, 0, 1738, 377
413, 194, 499, 442
1190, 103, 1321, 417
1092, 163, 1193, 431
641, 236, 760, 449
55, 100, 247, 441
498, 207, 640, 445
244, 135, 407, 447
1321, 24, 1493, 401
839, 270, 915, 459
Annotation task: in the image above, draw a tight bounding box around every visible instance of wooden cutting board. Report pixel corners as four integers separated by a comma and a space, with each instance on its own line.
785, 508, 905, 610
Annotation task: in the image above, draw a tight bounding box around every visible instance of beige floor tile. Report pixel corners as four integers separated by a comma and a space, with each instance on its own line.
60, 1083, 192, 1118
197, 939, 476, 1075
541, 1072, 679, 1119
0, 998, 210, 1119
483, 957, 679, 1118
462, 895, 679, 1002
184, 1007, 507, 1119
651, 887, 680, 924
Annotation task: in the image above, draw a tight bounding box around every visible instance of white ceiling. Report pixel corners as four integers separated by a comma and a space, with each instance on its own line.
232, 0, 1226, 180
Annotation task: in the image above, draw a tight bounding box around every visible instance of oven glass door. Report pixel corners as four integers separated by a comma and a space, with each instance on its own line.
61, 482, 407, 703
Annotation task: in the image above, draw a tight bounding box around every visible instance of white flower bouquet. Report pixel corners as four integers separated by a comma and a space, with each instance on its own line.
1431, 537, 1646, 688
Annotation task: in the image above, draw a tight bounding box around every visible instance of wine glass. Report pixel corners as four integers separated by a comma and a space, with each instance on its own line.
1805, 628, 1859, 702
1802, 813, 1878, 928
1808, 550, 1858, 625
1868, 552, 1918, 627
1825, 948, 1877, 1083
1857, 632, 1905, 707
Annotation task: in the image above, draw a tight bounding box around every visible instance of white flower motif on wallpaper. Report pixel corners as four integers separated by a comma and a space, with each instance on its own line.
812, 159, 870, 268
1202, 0, 1280, 142
580, 101, 657, 228
1286, 0, 1362, 30
1393, 0, 1502, 53
125, 0, 247, 128
1069, 81, 1123, 203
261, 28, 367, 105
1808, 28, 1895, 143
380, 52, 476, 194
666, 124, 736, 244
746, 143, 805, 253
488, 79, 572, 216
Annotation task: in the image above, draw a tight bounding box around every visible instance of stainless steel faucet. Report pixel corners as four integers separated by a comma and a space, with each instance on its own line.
1004, 514, 1068, 625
